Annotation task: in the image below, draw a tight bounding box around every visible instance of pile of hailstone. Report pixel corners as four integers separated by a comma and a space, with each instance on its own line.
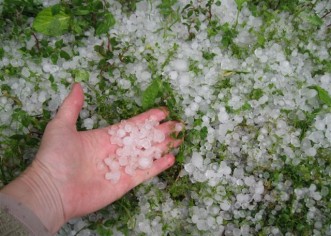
104, 116, 165, 183
1, 0, 331, 235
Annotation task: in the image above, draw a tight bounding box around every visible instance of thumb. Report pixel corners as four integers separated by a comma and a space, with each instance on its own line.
55, 83, 84, 126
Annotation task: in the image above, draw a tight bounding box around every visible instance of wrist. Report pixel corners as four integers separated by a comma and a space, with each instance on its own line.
0, 161, 65, 234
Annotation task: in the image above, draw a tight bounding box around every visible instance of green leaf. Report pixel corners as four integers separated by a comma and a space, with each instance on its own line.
73, 8, 90, 16
202, 51, 216, 60
55, 39, 64, 48
33, 5, 70, 36
50, 53, 58, 64
0, 48, 4, 59
142, 79, 162, 109
72, 69, 90, 82
51, 4, 62, 15
249, 88, 264, 100
307, 14, 323, 27
308, 85, 331, 107
220, 23, 238, 48
234, 0, 246, 11
96, 13, 116, 36
60, 50, 71, 60
240, 102, 251, 111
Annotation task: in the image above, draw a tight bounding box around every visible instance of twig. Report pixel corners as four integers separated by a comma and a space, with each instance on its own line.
207, 2, 212, 21
321, 9, 331, 19
32, 32, 40, 52
107, 36, 112, 52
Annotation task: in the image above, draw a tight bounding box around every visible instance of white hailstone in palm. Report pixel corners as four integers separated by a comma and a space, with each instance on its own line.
104, 117, 166, 182
117, 128, 126, 138
118, 156, 128, 166
139, 138, 152, 150
138, 156, 153, 169
153, 129, 165, 143
123, 136, 134, 146
125, 165, 136, 176
105, 171, 121, 183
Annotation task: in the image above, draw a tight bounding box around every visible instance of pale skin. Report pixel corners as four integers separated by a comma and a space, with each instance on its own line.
0, 83, 183, 234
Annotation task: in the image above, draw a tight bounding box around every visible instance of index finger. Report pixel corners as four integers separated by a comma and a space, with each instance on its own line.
127, 107, 169, 124
100, 107, 169, 132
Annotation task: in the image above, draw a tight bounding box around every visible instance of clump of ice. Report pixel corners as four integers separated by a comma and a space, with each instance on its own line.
104, 116, 165, 183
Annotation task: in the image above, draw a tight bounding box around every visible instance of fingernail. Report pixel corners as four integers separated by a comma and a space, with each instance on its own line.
158, 106, 169, 116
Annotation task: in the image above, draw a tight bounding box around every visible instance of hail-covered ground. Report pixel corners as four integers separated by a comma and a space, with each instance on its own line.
1, 0, 331, 235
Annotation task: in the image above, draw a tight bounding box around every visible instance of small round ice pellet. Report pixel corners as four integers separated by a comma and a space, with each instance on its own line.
116, 148, 124, 156
153, 130, 165, 143
139, 138, 152, 149
108, 127, 118, 136
109, 160, 120, 170
118, 156, 128, 166
153, 149, 162, 159
105, 172, 113, 180
125, 165, 136, 176
111, 171, 121, 183
138, 156, 153, 169
117, 129, 126, 138
124, 123, 133, 132
104, 157, 113, 166
123, 136, 134, 146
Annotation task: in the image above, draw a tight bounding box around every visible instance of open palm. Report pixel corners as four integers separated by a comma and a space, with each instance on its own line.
34, 83, 182, 224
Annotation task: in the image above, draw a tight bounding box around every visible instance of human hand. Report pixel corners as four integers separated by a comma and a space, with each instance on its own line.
1, 83, 183, 234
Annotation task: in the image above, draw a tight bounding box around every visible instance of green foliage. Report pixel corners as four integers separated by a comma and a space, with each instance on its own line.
72, 69, 90, 82
116, 0, 141, 14
142, 78, 162, 110
265, 150, 331, 234
307, 13, 324, 27
161, 43, 179, 69
289, 109, 321, 141
216, 77, 232, 89
33, 5, 70, 36
234, 0, 247, 11
157, 0, 178, 18
95, 13, 116, 36
308, 85, 331, 108
155, 0, 181, 37
0, 48, 4, 59
32, 0, 116, 37
188, 59, 202, 75
249, 88, 264, 100
220, 23, 238, 48
247, 0, 302, 14
202, 51, 216, 60
18, 36, 73, 63
0, 108, 50, 185
1, 0, 42, 20
289, 85, 331, 140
